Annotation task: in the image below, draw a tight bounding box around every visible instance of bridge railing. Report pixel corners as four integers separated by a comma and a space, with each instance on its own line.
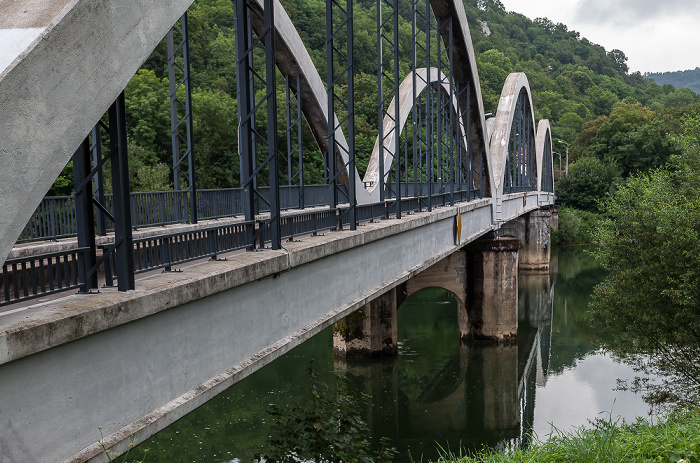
17, 185, 346, 243
1, 247, 89, 307
4, 182, 487, 306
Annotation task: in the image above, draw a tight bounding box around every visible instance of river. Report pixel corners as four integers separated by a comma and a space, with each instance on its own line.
138, 246, 650, 462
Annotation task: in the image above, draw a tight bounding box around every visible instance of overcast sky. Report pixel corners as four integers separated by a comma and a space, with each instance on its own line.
497, 0, 700, 74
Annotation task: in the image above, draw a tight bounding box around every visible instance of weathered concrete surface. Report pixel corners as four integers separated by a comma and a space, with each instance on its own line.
466, 238, 519, 342
404, 251, 469, 340
0, 0, 195, 267
0, 201, 492, 463
516, 210, 551, 272
332, 287, 398, 357
500, 192, 540, 224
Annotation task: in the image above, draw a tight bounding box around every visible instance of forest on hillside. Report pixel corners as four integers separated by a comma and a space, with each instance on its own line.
645, 68, 700, 95
49, 0, 700, 195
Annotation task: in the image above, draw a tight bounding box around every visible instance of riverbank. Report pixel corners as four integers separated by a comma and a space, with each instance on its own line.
435, 408, 700, 463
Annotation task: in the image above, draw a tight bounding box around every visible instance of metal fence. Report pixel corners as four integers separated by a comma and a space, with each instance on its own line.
17, 185, 346, 243
1, 248, 88, 306
4, 183, 483, 306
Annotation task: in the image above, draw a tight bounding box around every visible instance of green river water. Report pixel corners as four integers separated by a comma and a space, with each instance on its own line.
138, 246, 650, 462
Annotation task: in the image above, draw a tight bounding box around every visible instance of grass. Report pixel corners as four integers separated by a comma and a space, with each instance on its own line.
434, 408, 700, 463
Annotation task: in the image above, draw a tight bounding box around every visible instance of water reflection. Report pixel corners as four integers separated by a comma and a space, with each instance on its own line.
142, 247, 649, 462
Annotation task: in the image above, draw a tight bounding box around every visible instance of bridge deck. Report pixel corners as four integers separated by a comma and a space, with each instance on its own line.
0, 199, 495, 366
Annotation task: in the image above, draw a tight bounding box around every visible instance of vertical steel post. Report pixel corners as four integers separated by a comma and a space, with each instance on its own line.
347, 0, 357, 230
376, 0, 385, 203
73, 137, 97, 292
234, 0, 256, 248
90, 124, 107, 236
326, 0, 338, 211
234, 0, 280, 249
327, 0, 356, 229
392, 0, 401, 218
108, 92, 135, 291
426, 0, 432, 212
286, 75, 293, 186
265, 0, 281, 249
297, 75, 305, 209
167, 13, 197, 224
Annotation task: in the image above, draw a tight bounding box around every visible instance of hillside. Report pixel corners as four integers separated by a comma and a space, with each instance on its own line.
644, 68, 700, 94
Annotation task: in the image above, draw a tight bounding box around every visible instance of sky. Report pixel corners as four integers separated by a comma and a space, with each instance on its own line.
497, 0, 700, 74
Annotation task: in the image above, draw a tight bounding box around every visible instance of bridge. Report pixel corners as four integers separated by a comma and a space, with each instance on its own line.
0, 0, 555, 461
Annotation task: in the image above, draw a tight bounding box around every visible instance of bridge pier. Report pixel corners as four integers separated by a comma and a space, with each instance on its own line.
516, 210, 552, 272
403, 252, 469, 340
333, 287, 398, 358
466, 238, 519, 342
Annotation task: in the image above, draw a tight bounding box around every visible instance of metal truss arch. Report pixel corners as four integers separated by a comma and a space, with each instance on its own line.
489, 72, 538, 199
536, 119, 555, 193
364, 67, 467, 190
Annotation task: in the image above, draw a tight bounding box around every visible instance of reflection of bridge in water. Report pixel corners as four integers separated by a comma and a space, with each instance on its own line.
335, 271, 553, 456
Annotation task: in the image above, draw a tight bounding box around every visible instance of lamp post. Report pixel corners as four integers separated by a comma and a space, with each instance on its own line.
557, 140, 569, 177
553, 150, 562, 179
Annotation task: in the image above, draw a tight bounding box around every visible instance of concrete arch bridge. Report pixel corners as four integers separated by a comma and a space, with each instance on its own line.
0, 0, 556, 460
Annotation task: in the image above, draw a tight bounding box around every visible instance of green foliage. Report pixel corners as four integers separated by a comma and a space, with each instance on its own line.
432, 408, 700, 463
570, 102, 682, 175
47, 160, 74, 196
555, 157, 620, 212
256, 364, 397, 463
551, 207, 601, 245
645, 67, 700, 95
589, 115, 700, 406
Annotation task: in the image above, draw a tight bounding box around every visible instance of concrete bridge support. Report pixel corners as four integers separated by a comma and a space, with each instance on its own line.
334, 237, 523, 355
466, 238, 519, 342
403, 252, 469, 341
516, 210, 552, 272
333, 287, 398, 357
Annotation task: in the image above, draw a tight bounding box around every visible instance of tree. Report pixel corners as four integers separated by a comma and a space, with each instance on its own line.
571, 103, 679, 176
589, 115, 700, 405
555, 156, 620, 212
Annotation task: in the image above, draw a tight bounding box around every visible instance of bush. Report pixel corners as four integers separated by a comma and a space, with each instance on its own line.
555, 157, 621, 212
552, 207, 601, 245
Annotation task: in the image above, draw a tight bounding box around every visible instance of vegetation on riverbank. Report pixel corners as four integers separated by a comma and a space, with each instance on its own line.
434, 408, 700, 463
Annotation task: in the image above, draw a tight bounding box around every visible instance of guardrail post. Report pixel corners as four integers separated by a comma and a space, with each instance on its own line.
208, 229, 218, 261
49, 199, 58, 242
159, 194, 166, 227
163, 237, 173, 272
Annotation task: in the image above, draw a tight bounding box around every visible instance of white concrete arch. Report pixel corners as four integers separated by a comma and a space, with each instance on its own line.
363, 67, 468, 193
0, 0, 197, 265
489, 72, 538, 199
536, 119, 554, 193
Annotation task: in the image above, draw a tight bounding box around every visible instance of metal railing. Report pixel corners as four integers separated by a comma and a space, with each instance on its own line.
1, 248, 88, 306
18, 185, 345, 243
4, 184, 487, 306
132, 221, 256, 274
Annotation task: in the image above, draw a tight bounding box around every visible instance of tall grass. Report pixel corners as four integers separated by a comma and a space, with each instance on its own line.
434, 408, 700, 463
